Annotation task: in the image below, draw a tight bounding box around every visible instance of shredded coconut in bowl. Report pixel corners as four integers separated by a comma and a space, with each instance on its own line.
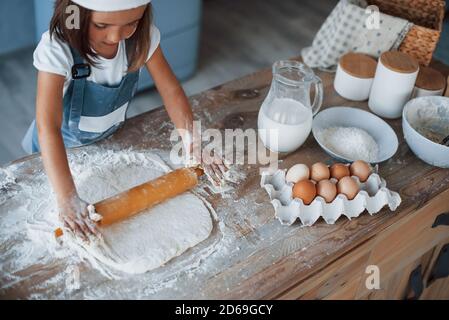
316, 126, 379, 162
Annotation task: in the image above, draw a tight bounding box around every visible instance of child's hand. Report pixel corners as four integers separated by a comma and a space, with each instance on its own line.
187, 146, 229, 186
200, 152, 229, 187
181, 132, 229, 186
58, 195, 101, 242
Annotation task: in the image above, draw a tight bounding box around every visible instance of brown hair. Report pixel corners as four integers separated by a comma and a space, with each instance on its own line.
50, 0, 152, 72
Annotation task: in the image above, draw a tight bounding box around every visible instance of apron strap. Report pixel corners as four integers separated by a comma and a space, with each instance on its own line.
68, 47, 87, 131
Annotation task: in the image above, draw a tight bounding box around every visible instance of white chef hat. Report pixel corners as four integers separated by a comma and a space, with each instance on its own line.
71, 0, 152, 12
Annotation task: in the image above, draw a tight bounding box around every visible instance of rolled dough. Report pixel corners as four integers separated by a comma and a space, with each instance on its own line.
69, 152, 213, 275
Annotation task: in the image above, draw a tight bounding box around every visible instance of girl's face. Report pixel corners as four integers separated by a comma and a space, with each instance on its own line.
88, 5, 147, 58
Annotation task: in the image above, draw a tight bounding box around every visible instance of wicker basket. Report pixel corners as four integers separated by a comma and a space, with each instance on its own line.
367, 0, 446, 66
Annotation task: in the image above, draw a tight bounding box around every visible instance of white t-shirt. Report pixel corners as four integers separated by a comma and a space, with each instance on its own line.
33, 25, 160, 96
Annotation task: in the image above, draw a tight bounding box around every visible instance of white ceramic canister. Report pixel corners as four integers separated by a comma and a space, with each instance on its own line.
334, 52, 377, 101
412, 66, 447, 98
369, 51, 419, 119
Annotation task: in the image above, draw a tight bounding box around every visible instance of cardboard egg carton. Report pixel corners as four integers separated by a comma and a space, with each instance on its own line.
260, 168, 402, 226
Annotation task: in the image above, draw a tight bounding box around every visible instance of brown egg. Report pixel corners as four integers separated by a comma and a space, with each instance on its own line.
310, 162, 330, 182
350, 160, 372, 182
330, 163, 350, 180
293, 180, 316, 205
316, 179, 337, 203
337, 176, 360, 200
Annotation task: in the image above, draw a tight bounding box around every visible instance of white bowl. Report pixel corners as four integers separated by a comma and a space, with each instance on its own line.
402, 96, 449, 168
312, 107, 398, 163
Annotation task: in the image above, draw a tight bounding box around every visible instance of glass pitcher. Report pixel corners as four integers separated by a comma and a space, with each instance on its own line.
258, 60, 323, 153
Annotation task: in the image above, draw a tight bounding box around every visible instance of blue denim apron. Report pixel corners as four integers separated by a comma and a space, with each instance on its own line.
22, 45, 140, 153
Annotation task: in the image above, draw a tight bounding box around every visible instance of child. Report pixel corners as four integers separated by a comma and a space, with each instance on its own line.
22, 0, 227, 241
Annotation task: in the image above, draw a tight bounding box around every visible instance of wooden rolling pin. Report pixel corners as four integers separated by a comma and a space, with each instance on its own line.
55, 167, 203, 238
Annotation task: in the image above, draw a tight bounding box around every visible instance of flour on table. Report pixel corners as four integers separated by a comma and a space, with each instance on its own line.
29, 150, 214, 276
1, 148, 246, 298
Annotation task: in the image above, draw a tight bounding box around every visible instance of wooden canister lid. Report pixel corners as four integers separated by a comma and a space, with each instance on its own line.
339, 52, 377, 79
415, 66, 446, 91
380, 51, 419, 74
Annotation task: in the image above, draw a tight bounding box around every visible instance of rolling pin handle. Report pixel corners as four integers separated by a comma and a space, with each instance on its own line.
55, 227, 64, 239
194, 166, 204, 177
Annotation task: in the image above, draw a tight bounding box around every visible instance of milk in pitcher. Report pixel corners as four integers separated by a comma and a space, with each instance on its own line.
257, 60, 323, 153
258, 97, 313, 152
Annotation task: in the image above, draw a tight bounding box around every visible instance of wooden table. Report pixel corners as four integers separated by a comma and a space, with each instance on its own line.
2, 59, 449, 300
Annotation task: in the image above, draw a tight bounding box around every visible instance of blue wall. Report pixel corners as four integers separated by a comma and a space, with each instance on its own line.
0, 0, 36, 55
34, 0, 54, 41
434, 3, 449, 65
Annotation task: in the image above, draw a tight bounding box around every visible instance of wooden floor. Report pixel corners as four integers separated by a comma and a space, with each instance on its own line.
0, 0, 336, 165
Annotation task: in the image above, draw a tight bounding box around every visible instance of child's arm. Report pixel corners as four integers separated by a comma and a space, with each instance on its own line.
36, 71, 99, 240
146, 46, 228, 184
145, 46, 194, 144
